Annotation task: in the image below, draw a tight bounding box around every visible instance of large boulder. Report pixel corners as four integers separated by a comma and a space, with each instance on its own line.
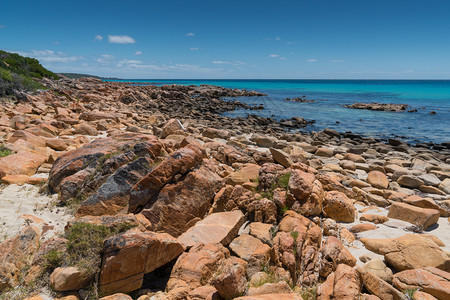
211, 256, 248, 299
360, 235, 450, 272
77, 157, 154, 216
359, 271, 406, 300
99, 228, 184, 295
48, 134, 162, 196
323, 191, 356, 222
128, 144, 204, 213
287, 169, 324, 217
387, 202, 440, 229
177, 210, 245, 248
0, 151, 47, 178
50, 267, 91, 291
141, 166, 223, 237
392, 267, 450, 300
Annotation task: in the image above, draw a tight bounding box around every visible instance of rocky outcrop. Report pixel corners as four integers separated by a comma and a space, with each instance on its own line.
99, 228, 184, 295
345, 102, 409, 112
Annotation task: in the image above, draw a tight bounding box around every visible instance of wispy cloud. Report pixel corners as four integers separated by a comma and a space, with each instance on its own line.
13, 50, 82, 63
269, 54, 279, 58
116, 59, 143, 67
94, 35, 103, 41
306, 58, 318, 62
134, 51, 143, 55
97, 54, 115, 64
212, 60, 245, 66
108, 35, 136, 44
53, 41, 60, 45
275, 37, 281, 41
186, 32, 195, 37
331, 59, 344, 63
190, 47, 199, 51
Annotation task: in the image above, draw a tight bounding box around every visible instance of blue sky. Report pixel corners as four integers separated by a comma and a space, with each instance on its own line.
2, 0, 450, 79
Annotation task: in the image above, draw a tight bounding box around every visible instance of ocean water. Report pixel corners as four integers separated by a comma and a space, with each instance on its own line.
109, 79, 450, 144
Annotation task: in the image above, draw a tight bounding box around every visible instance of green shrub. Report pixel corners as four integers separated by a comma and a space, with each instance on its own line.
0, 146, 12, 157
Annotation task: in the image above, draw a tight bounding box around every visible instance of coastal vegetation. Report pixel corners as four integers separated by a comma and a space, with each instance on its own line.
0, 50, 58, 97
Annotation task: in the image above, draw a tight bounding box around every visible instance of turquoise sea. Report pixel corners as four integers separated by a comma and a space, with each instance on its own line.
109, 80, 450, 144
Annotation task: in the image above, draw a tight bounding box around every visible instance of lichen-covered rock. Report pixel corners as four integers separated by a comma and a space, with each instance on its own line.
128, 144, 204, 213
323, 191, 356, 222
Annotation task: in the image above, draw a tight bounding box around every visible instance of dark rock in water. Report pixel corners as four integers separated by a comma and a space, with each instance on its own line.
345, 102, 410, 112
430, 111, 437, 115
285, 97, 315, 103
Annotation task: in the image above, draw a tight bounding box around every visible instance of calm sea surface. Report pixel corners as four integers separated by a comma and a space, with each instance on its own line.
108, 79, 450, 144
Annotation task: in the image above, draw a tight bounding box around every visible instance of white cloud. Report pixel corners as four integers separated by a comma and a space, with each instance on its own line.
134, 51, 143, 55
186, 32, 195, 37
306, 58, 318, 62
94, 35, 103, 41
331, 59, 344, 63
212, 60, 245, 66
97, 54, 115, 64
53, 41, 60, 45
275, 37, 281, 41
108, 35, 136, 44
116, 59, 143, 67
13, 50, 82, 63
279, 57, 286, 60
190, 47, 199, 51
269, 54, 279, 58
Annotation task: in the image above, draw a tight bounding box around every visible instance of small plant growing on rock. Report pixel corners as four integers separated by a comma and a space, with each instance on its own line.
404, 288, 419, 299
299, 284, 318, 300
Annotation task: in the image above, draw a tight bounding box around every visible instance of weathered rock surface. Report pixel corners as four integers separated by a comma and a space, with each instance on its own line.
360, 235, 450, 272
99, 228, 184, 295
323, 191, 356, 222
177, 210, 245, 248
387, 202, 440, 229
392, 267, 450, 300
141, 165, 223, 237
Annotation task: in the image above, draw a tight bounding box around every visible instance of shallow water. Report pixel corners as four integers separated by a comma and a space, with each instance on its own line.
109, 79, 450, 144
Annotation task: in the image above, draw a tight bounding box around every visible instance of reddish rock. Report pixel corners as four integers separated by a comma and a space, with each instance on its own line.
226, 164, 261, 185
211, 256, 248, 299
350, 223, 378, 233
360, 214, 389, 224
387, 202, 440, 229
323, 191, 356, 222
99, 228, 184, 295
204, 142, 256, 165
367, 171, 389, 189
359, 271, 405, 300
288, 169, 324, 216
50, 267, 91, 291
333, 264, 361, 300
166, 243, 229, 293
236, 294, 302, 300
1, 174, 46, 185
178, 210, 244, 248
73, 123, 98, 136
0, 151, 46, 178
319, 236, 357, 278
8, 130, 46, 148
46, 138, 69, 151
0, 226, 40, 291
141, 166, 223, 237
229, 234, 271, 262
392, 267, 450, 300
160, 118, 185, 138
128, 144, 204, 213
360, 235, 450, 272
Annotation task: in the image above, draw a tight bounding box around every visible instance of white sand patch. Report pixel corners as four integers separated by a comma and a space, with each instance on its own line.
0, 182, 72, 242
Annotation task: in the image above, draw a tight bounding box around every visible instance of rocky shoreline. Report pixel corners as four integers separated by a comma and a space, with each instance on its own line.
0, 76, 449, 300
